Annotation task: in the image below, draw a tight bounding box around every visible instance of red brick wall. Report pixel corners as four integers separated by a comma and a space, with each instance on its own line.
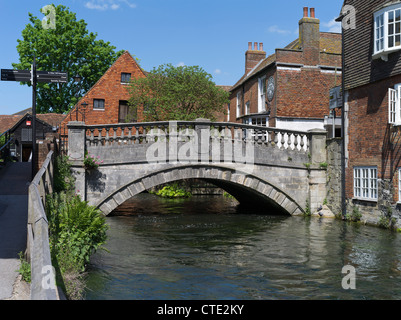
61, 51, 146, 128
276, 67, 342, 118
346, 74, 401, 201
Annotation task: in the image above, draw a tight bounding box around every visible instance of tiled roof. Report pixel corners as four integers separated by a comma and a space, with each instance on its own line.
0, 115, 21, 134
216, 85, 232, 92
0, 113, 65, 134
36, 113, 66, 127
230, 32, 342, 92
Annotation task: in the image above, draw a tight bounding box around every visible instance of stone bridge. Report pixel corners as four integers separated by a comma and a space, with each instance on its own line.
67, 119, 328, 216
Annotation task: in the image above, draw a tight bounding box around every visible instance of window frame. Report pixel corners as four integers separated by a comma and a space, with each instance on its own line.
388, 83, 401, 125
121, 72, 132, 84
373, 3, 401, 60
258, 76, 266, 113
245, 101, 250, 116
353, 166, 378, 201
399, 167, 401, 203
236, 92, 241, 118
93, 99, 105, 110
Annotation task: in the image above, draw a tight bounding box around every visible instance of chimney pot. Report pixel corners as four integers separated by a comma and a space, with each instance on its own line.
259, 43, 264, 51
303, 7, 308, 17
248, 42, 252, 50
310, 8, 315, 18
254, 42, 258, 51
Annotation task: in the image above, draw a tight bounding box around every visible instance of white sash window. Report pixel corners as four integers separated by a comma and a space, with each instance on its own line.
388, 85, 401, 125
374, 3, 401, 60
354, 167, 378, 201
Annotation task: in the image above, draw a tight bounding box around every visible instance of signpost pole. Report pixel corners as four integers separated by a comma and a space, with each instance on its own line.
31, 56, 37, 180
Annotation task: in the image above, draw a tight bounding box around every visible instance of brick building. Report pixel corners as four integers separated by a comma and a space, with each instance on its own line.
61, 50, 146, 128
228, 7, 342, 136
339, 0, 401, 224
0, 112, 64, 167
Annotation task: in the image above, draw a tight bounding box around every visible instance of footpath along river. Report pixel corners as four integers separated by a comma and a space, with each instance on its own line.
84, 193, 401, 300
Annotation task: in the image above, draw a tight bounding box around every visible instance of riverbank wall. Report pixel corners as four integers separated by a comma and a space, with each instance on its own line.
326, 138, 401, 230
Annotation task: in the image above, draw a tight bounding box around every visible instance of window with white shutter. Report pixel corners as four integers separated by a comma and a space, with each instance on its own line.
258, 76, 266, 113
389, 88, 397, 124
388, 85, 401, 124
236, 92, 241, 118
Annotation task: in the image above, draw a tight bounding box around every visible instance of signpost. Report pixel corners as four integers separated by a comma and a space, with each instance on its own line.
1, 60, 68, 179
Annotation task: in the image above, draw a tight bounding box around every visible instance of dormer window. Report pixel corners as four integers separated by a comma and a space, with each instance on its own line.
373, 4, 401, 61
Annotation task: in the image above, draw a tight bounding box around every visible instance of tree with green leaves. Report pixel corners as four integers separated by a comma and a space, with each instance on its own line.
13, 4, 124, 114
127, 64, 229, 122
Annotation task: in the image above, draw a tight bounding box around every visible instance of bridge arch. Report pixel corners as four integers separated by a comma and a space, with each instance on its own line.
95, 164, 304, 216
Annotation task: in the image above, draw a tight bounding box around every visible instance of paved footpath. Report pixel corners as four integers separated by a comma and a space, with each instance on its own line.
0, 162, 31, 300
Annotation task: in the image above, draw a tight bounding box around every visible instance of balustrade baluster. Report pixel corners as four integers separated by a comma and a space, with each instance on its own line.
273, 131, 279, 148
134, 126, 140, 144
90, 129, 95, 146
293, 133, 299, 151
300, 134, 305, 152
280, 132, 286, 149
112, 127, 117, 145
127, 126, 132, 144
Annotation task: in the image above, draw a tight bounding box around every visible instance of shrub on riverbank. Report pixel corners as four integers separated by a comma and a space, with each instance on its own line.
151, 183, 192, 198
46, 155, 108, 299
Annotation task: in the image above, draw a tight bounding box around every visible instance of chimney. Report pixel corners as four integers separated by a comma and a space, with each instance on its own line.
245, 42, 266, 74
303, 7, 308, 17
299, 7, 320, 65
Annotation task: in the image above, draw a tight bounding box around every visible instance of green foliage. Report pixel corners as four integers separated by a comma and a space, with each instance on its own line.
46, 193, 108, 273
319, 162, 328, 170
13, 4, 124, 114
378, 206, 397, 230
53, 155, 75, 193
128, 63, 229, 121
152, 183, 192, 199
0, 135, 5, 148
18, 252, 31, 283
223, 191, 236, 199
46, 192, 108, 299
345, 206, 362, 222
304, 199, 311, 216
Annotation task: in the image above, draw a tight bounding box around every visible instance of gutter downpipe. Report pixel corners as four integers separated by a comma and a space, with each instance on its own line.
336, 11, 347, 220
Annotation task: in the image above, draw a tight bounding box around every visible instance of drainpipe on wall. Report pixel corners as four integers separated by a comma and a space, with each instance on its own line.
336, 11, 347, 220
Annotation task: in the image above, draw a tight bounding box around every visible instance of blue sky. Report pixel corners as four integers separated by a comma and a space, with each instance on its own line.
0, 0, 343, 115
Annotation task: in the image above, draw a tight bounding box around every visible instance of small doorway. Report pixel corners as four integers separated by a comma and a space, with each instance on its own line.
22, 145, 32, 162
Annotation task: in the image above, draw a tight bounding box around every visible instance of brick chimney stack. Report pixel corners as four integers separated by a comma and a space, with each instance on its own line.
299, 7, 320, 65
245, 42, 266, 74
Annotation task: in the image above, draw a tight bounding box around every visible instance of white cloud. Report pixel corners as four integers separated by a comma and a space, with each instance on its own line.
85, 0, 136, 11
214, 69, 222, 75
85, 1, 108, 10
267, 25, 291, 35
176, 62, 186, 67
323, 18, 341, 33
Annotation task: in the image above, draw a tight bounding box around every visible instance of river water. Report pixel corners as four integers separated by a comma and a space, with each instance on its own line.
84, 193, 401, 300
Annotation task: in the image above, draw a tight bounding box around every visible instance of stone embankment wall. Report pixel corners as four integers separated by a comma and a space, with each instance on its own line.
326, 138, 342, 216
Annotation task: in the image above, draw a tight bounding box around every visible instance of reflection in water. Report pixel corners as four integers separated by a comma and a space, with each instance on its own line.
85, 193, 401, 300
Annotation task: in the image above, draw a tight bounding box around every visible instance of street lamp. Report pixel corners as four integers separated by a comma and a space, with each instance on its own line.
73, 74, 82, 83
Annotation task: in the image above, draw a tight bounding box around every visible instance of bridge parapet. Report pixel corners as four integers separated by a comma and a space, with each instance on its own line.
82, 120, 311, 153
